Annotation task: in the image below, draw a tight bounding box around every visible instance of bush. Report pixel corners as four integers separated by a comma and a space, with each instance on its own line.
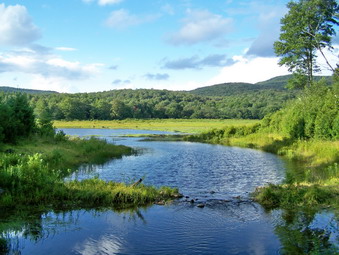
267, 81, 338, 140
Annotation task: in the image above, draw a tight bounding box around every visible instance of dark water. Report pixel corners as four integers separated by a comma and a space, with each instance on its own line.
1, 129, 338, 255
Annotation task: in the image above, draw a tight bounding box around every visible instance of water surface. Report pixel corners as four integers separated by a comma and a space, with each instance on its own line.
66, 128, 286, 201
1, 128, 337, 255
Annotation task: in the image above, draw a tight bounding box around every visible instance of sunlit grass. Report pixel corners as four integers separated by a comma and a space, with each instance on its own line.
253, 182, 339, 210
53, 119, 259, 134
2, 136, 133, 171
64, 178, 180, 208
0, 136, 180, 210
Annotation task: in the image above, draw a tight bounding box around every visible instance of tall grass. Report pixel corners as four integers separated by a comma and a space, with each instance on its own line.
0, 136, 180, 210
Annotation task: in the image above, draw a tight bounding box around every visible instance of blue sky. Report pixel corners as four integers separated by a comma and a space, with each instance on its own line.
0, 0, 337, 93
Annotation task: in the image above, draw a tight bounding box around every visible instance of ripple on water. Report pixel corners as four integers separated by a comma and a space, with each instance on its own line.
4, 129, 336, 255
72, 137, 286, 201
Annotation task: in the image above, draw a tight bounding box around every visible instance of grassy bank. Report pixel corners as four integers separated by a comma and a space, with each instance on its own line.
0, 135, 180, 210
53, 119, 259, 134
187, 82, 339, 210
187, 127, 339, 210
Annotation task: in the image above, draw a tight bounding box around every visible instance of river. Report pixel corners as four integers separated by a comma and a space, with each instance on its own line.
1, 129, 337, 255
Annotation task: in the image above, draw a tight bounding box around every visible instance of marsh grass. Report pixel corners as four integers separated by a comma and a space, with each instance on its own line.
3, 135, 133, 172
63, 178, 179, 208
53, 119, 259, 133
0, 136, 180, 210
253, 183, 339, 210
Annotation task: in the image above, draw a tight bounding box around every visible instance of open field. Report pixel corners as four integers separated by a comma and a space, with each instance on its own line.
53, 119, 260, 134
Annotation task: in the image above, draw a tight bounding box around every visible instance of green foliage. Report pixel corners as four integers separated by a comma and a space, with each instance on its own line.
111, 100, 132, 119
187, 123, 261, 143
0, 94, 35, 143
266, 81, 338, 140
274, 0, 339, 86
35, 99, 55, 137
0, 75, 333, 121
5, 75, 326, 121
286, 73, 309, 89
0, 86, 57, 94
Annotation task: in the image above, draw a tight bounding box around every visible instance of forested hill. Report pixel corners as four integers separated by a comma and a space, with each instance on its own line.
0, 86, 58, 94
1, 75, 330, 96
0, 75, 331, 120
190, 75, 331, 96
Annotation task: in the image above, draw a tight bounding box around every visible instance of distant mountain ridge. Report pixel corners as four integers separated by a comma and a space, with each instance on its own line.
0, 75, 332, 96
0, 86, 58, 94
190, 75, 332, 96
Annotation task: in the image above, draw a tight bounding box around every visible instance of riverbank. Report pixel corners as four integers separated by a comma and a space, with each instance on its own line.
0, 134, 180, 210
186, 127, 339, 211
53, 119, 338, 210
53, 119, 259, 134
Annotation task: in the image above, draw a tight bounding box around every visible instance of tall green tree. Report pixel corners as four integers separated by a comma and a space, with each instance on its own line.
274, 0, 339, 88
0, 94, 35, 143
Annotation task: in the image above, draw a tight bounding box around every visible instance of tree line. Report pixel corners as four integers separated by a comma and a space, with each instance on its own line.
25, 88, 297, 121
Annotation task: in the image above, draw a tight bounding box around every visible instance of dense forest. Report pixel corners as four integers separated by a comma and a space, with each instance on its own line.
1, 75, 317, 121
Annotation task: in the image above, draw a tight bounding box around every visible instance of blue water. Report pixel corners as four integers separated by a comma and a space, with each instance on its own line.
64, 128, 286, 200
1, 129, 337, 255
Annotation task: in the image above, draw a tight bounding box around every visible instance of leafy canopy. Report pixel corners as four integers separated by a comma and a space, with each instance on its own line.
274, 0, 339, 88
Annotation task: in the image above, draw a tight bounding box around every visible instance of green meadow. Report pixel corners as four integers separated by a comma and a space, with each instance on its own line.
53, 119, 259, 134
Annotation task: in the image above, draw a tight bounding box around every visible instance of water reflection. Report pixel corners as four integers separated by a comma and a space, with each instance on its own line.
274, 209, 338, 254
1, 204, 338, 255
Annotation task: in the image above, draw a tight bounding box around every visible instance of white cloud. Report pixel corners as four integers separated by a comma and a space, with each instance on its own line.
208, 56, 290, 85
82, 0, 123, 5
105, 9, 141, 29
98, 0, 123, 5
0, 4, 41, 46
0, 48, 102, 80
105, 9, 159, 29
167, 9, 233, 45
28, 75, 77, 93
55, 47, 77, 51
